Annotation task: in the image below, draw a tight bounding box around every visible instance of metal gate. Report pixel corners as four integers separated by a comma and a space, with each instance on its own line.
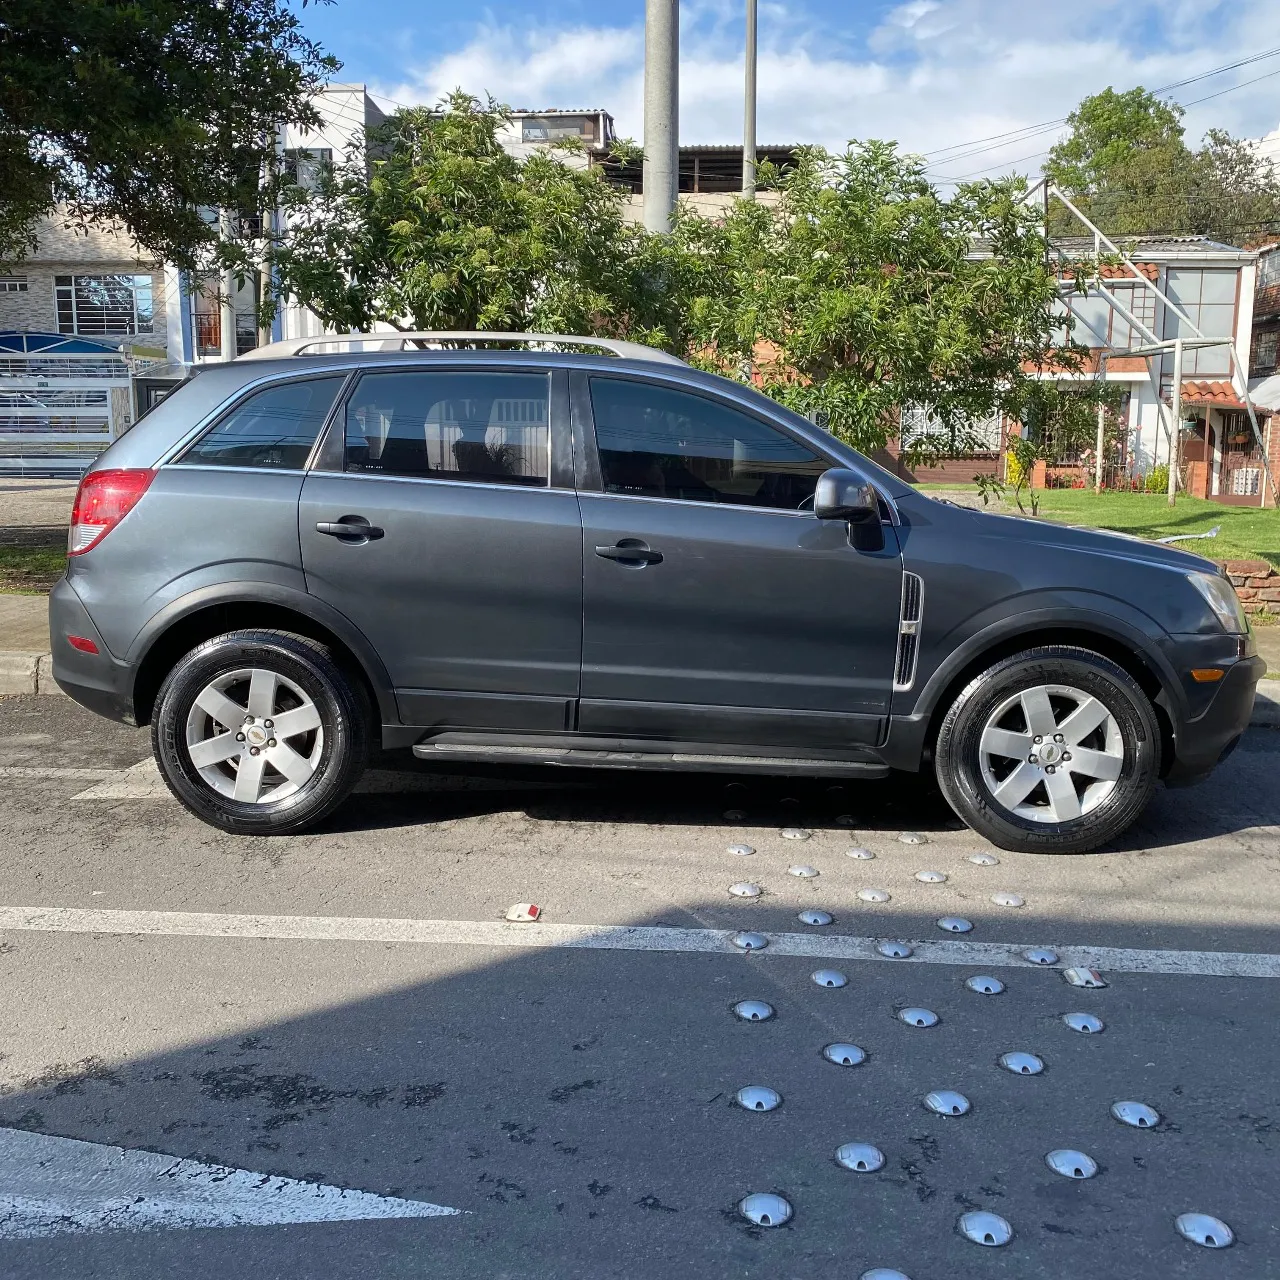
0, 333, 131, 475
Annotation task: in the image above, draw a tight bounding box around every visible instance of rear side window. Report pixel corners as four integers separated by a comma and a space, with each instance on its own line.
588, 376, 828, 510
344, 370, 550, 486
181, 377, 344, 469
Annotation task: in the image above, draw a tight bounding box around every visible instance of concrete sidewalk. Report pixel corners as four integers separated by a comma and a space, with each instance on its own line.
3, 588, 1277, 724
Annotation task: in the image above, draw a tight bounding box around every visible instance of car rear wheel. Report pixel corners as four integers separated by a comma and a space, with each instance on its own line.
152, 629, 368, 835
934, 646, 1161, 854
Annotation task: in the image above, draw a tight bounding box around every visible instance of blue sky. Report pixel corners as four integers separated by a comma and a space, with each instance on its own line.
296, 0, 1280, 180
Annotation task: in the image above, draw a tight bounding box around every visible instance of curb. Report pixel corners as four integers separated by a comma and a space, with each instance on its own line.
0, 652, 59, 696
2, 649, 1278, 724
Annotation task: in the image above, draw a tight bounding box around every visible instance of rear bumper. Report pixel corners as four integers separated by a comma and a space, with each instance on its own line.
47, 577, 137, 724
1163, 652, 1267, 787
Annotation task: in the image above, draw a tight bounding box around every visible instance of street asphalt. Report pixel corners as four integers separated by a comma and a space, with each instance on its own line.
0, 693, 1277, 1278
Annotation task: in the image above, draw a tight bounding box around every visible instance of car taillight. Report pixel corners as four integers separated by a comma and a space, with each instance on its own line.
68, 469, 156, 555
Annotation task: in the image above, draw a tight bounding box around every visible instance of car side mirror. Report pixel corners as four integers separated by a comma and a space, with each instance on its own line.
813, 468, 885, 551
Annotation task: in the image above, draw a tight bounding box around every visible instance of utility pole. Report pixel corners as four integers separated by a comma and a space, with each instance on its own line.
1168, 338, 1183, 506
218, 207, 236, 362
643, 0, 679, 233
742, 0, 757, 198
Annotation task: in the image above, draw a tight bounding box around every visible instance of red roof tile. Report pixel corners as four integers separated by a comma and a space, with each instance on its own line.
1180, 380, 1271, 414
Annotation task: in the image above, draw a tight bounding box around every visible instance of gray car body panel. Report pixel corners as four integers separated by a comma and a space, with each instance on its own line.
51, 348, 1263, 788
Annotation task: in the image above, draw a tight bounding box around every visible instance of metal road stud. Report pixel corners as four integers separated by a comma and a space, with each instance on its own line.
728, 882, 762, 899
1063, 1012, 1104, 1034
823, 1043, 867, 1067
732, 932, 769, 951
732, 1000, 775, 1022
798, 908, 833, 926
1046, 1149, 1097, 1179
966, 975, 1004, 994
812, 969, 848, 988
735, 1085, 781, 1112
858, 888, 891, 903
957, 1210, 1012, 1246
835, 1142, 885, 1172
738, 1192, 791, 1226
878, 940, 913, 959
1174, 1213, 1233, 1248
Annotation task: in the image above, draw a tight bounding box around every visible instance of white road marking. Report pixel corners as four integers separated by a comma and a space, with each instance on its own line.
0, 767, 119, 781
70, 758, 166, 799
0, 1127, 460, 1239
1, 904, 1277, 980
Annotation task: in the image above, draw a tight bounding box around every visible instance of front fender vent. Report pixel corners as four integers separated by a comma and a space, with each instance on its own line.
893, 572, 924, 691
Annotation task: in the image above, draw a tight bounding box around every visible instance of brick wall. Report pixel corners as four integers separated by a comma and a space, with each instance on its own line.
1221, 560, 1280, 618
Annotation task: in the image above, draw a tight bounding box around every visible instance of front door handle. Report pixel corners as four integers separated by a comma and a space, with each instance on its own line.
595, 540, 663, 566
316, 516, 384, 542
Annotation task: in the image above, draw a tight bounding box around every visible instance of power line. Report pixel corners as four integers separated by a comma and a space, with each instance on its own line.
919, 44, 1280, 170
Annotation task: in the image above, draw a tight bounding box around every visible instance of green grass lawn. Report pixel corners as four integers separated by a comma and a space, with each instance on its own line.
0, 546, 67, 594
1031, 491, 1279, 571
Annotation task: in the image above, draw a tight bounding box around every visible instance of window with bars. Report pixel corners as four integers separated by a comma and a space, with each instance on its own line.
1251, 327, 1278, 376
54, 275, 153, 335
0, 276, 28, 293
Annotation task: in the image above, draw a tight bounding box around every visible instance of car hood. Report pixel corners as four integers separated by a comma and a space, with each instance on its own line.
915, 499, 1222, 575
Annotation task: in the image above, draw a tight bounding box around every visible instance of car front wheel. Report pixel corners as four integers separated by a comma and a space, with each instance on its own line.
152, 629, 368, 835
934, 645, 1161, 854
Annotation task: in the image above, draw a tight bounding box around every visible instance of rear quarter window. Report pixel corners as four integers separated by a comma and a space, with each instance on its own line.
180, 376, 345, 470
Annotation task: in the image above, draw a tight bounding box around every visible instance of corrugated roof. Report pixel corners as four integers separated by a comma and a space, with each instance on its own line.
1051, 234, 1250, 256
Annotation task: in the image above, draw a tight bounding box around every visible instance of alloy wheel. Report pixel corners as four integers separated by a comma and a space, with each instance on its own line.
977, 683, 1124, 824
184, 667, 324, 804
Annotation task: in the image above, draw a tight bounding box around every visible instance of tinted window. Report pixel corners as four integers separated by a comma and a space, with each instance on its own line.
589, 377, 828, 510
182, 377, 343, 469
344, 371, 549, 486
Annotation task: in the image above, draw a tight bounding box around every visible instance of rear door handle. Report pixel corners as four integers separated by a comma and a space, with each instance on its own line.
595, 540, 663, 566
316, 516, 384, 542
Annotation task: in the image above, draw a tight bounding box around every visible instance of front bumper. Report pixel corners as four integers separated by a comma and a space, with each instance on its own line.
1163, 650, 1267, 786
48, 576, 137, 724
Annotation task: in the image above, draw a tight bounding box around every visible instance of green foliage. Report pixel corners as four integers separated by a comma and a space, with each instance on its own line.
1144, 463, 1170, 494
0, 0, 336, 270
679, 141, 1107, 460
265, 94, 717, 349
1045, 87, 1280, 244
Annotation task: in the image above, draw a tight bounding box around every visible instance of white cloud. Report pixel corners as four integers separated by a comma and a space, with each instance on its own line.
376, 0, 1280, 183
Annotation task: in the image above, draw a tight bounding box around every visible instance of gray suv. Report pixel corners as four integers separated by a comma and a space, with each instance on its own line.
50, 333, 1265, 853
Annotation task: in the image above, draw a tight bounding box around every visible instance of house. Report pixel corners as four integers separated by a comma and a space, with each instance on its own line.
162, 84, 387, 363
0, 217, 165, 472
891, 235, 1277, 507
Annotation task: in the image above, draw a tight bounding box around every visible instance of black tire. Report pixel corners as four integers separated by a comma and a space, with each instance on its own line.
151, 629, 369, 835
934, 645, 1160, 854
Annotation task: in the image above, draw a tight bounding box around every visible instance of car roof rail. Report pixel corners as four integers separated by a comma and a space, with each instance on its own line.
238, 331, 687, 366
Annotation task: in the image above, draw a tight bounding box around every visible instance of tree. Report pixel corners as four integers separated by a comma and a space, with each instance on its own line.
677, 141, 1106, 463
0, 0, 337, 268
264, 93, 718, 350
1045, 87, 1280, 244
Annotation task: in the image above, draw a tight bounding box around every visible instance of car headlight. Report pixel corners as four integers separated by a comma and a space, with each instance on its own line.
1188, 572, 1247, 634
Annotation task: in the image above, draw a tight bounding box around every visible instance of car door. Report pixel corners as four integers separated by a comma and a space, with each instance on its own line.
299, 364, 583, 733
575, 372, 903, 749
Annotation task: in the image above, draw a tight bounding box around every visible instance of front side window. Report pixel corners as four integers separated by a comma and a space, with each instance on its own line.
344, 371, 550, 486
588, 377, 828, 510
55, 274, 153, 335
181, 377, 344, 469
